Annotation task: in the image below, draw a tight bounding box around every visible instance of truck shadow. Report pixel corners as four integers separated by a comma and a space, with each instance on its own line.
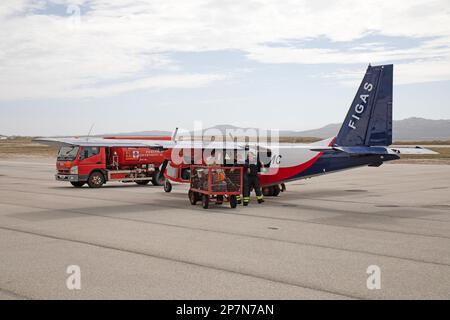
48, 184, 165, 190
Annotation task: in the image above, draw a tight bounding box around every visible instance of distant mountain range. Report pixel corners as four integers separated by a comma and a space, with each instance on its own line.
294, 118, 450, 141
105, 117, 450, 141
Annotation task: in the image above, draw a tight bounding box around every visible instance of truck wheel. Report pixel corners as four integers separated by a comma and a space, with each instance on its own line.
164, 181, 172, 193
87, 172, 105, 188
188, 190, 198, 205
201, 195, 209, 209
151, 169, 165, 186
229, 195, 237, 209
70, 181, 85, 188
136, 180, 150, 185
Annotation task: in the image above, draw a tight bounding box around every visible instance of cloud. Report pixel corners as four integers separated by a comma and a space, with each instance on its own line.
0, 0, 449, 101
0, 73, 228, 100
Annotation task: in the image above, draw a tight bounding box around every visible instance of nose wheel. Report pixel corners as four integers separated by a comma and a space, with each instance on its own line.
164, 180, 172, 193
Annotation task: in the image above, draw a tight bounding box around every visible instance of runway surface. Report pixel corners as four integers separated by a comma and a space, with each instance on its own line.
0, 157, 449, 299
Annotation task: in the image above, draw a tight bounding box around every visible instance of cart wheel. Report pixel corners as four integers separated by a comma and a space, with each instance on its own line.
201, 195, 209, 209
216, 195, 223, 205
188, 190, 198, 205
164, 181, 172, 193
229, 195, 237, 209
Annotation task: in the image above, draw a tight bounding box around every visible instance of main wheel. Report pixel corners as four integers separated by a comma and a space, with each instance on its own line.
135, 180, 150, 185
151, 169, 165, 186
188, 190, 198, 205
87, 172, 105, 188
201, 194, 209, 209
263, 186, 273, 197
164, 180, 172, 193
272, 185, 281, 197
70, 181, 85, 188
229, 195, 237, 209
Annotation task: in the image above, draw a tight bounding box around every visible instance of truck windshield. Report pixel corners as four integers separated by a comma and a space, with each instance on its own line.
57, 146, 79, 161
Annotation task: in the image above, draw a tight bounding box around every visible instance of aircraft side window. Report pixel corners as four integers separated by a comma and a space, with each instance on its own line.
166, 164, 178, 179
181, 168, 191, 181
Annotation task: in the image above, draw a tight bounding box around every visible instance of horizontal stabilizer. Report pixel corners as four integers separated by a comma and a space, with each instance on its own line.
309, 146, 390, 154
311, 145, 438, 156
389, 147, 438, 155
334, 146, 390, 155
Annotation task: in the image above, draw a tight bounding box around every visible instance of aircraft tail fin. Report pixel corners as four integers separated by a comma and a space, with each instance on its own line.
334, 64, 393, 147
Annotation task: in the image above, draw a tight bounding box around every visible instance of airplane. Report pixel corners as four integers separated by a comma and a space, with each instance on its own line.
35, 64, 436, 196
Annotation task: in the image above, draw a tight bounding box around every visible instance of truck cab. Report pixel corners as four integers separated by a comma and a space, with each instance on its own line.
56, 146, 106, 187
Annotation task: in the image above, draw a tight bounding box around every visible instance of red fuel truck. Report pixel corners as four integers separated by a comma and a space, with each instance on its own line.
55, 144, 168, 188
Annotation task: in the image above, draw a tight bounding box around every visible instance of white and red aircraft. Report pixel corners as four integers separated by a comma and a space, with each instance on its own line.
35, 64, 436, 196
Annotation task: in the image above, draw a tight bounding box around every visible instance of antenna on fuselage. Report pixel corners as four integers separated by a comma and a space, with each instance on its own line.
172, 127, 179, 142
229, 132, 238, 149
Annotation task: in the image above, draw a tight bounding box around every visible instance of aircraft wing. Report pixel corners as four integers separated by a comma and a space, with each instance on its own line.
33, 137, 248, 150
33, 137, 176, 148
36, 137, 436, 155
34, 136, 336, 152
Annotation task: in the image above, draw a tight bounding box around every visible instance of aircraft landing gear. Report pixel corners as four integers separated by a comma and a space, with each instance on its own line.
272, 185, 281, 197
164, 180, 172, 193
262, 184, 286, 197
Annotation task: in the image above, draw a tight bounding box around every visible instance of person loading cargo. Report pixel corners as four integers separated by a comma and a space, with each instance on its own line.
243, 150, 264, 206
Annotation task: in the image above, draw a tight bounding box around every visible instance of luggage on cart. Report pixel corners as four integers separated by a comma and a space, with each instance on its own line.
188, 165, 243, 209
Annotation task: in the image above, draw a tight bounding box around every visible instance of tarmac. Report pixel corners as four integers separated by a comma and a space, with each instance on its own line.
0, 157, 449, 299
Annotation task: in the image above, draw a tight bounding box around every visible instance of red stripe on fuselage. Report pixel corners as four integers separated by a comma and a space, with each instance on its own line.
259, 137, 336, 186
259, 152, 323, 186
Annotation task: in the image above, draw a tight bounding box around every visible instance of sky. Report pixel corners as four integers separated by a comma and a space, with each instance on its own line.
0, 0, 450, 136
